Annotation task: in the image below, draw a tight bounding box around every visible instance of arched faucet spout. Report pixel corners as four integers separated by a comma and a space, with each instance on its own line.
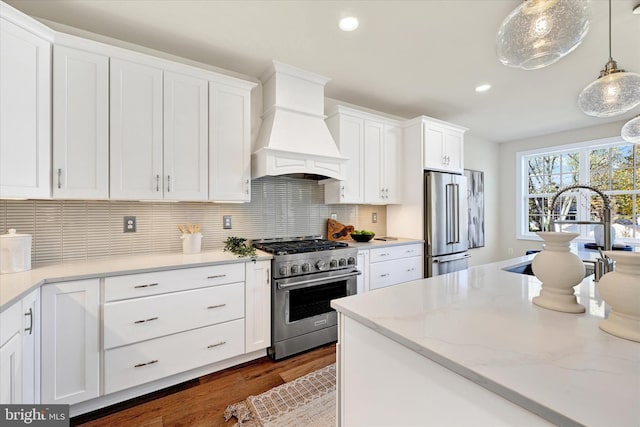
547, 184, 612, 252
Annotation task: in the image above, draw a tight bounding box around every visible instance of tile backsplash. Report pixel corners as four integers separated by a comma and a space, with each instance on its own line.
0, 176, 387, 265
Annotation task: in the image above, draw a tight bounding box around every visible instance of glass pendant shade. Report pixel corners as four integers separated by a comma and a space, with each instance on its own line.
497, 0, 591, 70
621, 115, 640, 143
578, 63, 640, 117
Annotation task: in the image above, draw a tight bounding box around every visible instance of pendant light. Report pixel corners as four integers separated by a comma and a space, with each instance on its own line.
621, 115, 640, 143
497, 0, 591, 70
578, 0, 640, 117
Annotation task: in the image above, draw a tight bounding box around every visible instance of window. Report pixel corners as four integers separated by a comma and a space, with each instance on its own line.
517, 137, 640, 244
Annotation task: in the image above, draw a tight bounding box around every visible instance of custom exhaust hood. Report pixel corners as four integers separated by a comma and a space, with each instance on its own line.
252, 61, 346, 180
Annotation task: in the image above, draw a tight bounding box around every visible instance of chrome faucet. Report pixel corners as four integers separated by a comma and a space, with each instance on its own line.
547, 184, 613, 280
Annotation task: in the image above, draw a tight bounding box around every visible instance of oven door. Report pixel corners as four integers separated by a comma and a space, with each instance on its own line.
273, 269, 359, 342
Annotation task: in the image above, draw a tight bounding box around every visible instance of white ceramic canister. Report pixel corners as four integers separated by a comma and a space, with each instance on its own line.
181, 233, 203, 254
0, 229, 32, 274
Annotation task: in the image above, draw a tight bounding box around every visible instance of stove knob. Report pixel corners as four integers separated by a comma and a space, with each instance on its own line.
290, 264, 300, 274
315, 260, 327, 271
301, 263, 311, 273
339, 258, 347, 266
279, 265, 289, 276
330, 259, 338, 268
347, 256, 356, 265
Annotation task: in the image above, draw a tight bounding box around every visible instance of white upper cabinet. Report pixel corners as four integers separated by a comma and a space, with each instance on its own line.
382, 124, 401, 204
53, 45, 109, 199
324, 112, 365, 204
363, 120, 385, 203
110, 59, 209, 201
110, 58, 164, 200
164, 71, 209, 201
422, 119, 466, 174
209, 82, 253, 202
0, 9, 52, 199
324, 106, 402, 205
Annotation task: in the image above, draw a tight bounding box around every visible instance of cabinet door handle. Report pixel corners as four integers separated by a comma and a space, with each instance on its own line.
207, 303, 226, 309
24, 308, 33, 335
380, 273, 389, 277
407, 268, 415, 272
267, 269, 270, 284
167, 175, 171, 192
134, 360, 158, 368
133, 316, 159, 324
379, 253, 390, 257
246, 179, 250, 195
207, 274, 227, 279
156, 174, 160, 192
57, 168, 62, 189
207, 341, 226, 349
134, 283, 159, 289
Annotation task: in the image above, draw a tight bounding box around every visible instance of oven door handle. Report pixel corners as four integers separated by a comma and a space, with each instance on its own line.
276, 270, 361, 289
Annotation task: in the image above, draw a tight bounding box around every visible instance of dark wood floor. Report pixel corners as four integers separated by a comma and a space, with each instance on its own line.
71, 344, 336, 427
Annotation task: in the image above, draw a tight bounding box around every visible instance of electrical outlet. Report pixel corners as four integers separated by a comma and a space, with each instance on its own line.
124, 216, 136, 232
330, 213, 337, 220
372, 212, 378, 223
223, 215, 233, 229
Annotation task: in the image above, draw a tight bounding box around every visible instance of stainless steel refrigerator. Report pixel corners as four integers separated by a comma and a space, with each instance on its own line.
424, 171, 470, 277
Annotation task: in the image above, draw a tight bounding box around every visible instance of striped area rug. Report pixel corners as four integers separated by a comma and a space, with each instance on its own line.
224, 363, 336, 426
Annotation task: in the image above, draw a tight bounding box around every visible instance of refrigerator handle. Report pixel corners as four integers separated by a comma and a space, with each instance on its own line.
446, 183, 461, 244
453, 183, 460, 243
446, 183, 453, 244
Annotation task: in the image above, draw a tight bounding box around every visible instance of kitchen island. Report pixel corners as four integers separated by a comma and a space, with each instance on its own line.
331, 255, 640, 427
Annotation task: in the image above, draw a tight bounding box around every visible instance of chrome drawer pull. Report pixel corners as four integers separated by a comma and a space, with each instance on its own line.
380, 273, 389, 277
207, 341, 226, 349
134, 316, 159, 324
134, 283, 159, 289
207, 303, 226, 309
379, 253, 390, 257
134, 360, 158, 368
207, 274, 227, 279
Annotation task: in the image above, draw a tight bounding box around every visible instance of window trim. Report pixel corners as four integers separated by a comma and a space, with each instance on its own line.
516, 136, 634, 242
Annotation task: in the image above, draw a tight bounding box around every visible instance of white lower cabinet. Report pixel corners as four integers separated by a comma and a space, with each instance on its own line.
245, 260, 271, 352
41, 279, 100, 405
1, 300, 23, 404
102, 264, 247, 393
104, 319, 244, 394
0, 289, 40, 405
356, 249, 370, 294
359, 243, 423, 292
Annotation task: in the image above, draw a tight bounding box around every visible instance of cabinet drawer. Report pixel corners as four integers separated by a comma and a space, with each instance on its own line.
104, 319, 244, 394
370, 244, 422, 263
370, 256, 422, 291
104, 282, 244, 349
105, 263, 244, 301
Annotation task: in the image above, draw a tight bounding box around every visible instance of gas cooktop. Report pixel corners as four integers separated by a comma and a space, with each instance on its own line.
252, 236, 348, 255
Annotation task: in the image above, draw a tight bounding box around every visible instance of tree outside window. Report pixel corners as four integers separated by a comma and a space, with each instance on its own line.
522, 142, 639, 243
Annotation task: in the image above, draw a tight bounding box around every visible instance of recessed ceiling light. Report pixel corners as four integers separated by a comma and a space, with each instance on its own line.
475, 84, 492, 93
633, 3, 640, 14
339, 17, 359, 32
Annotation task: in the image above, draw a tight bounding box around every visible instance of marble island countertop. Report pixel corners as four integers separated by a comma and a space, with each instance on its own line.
332, 254, 640, 427
0, 250, 272, 311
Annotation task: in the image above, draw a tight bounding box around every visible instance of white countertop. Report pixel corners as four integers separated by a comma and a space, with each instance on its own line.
347, 237, 423, 249
0, 250, 272, 311
331, 255, 640, 427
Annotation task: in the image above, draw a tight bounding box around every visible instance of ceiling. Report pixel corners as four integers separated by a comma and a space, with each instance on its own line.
6, 0, 640, 143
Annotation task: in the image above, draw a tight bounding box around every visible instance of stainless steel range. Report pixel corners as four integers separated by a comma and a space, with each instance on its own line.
253, 236, 359, 360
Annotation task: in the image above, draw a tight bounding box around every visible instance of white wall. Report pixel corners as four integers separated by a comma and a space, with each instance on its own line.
464, 134, 500, 266
497, 120, 628, 260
